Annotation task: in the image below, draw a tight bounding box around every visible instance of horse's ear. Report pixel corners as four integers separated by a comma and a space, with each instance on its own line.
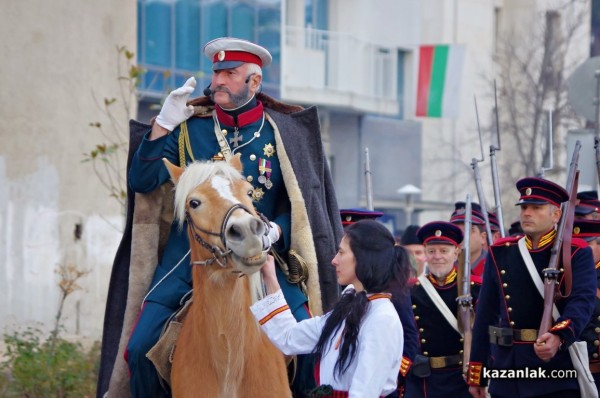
229, 153, 244, 173
163, 158, 184, 185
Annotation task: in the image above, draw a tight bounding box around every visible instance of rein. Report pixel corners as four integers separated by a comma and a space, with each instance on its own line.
186, 203, 253, 268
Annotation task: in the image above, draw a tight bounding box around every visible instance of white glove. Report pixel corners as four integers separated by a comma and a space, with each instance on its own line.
262, 221, 281, 250
155, 77, 197, 131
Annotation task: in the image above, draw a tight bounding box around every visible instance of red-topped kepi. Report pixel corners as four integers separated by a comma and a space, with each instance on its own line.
203, 37, 272, 71
417, 221, 463, 247
514, 177, 569, 208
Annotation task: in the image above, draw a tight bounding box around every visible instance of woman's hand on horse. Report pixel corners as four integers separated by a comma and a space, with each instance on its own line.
261, 255, 281, 295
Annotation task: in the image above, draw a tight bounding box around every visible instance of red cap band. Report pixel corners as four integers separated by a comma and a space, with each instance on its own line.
213, 50, 262, 67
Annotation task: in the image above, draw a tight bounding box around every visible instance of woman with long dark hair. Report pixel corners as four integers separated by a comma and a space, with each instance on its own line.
251, 219, 412, 397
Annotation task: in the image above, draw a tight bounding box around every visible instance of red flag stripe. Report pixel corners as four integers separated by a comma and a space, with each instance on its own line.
416, 45, 434, 117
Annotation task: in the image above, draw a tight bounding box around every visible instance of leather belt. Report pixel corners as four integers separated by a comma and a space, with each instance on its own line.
513, 328, 538, 342
429, 354, 462, 369
489, 326, 538, 346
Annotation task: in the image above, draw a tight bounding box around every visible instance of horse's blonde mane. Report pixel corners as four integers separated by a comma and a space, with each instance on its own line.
173, 160, 244, 229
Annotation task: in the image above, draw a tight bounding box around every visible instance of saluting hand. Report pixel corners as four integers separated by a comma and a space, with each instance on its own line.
155, 76, 197, 132
533, 332, 561, 362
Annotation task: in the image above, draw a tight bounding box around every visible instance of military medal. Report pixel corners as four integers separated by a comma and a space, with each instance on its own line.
251, 187, 264, 201
258, 158, 272, 189
229, 128, 243, 148
263, 143, 275, 157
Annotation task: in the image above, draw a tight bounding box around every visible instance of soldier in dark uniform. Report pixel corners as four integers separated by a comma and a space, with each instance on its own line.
404, 221, 482, 398
573, 219, 600, 392
339, 209, 419, 398
400, 225, 427, 278
508, 220, 523, 238
488, 212, 502, 244
449, 201, 488, 276
576, 190, 600, 220
468, 177, 597, 398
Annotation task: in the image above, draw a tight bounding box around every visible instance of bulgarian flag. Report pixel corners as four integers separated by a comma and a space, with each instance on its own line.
416, 44, 465, 118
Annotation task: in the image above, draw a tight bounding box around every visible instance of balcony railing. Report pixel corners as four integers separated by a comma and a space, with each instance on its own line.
282, 26, 400, 115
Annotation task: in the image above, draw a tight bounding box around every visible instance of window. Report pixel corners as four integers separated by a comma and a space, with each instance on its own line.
137, 0, 282, 99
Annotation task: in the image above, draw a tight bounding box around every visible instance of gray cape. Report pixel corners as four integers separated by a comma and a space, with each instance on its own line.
96, 94, 344, 397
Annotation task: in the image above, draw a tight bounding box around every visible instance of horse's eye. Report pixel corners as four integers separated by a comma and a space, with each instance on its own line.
189, 199, 201, 209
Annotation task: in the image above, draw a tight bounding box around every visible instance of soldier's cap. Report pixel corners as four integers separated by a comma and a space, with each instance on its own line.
575, 190, 600, 216
340, 208, 384, 227
417, 221, 463, 247
572, 219, 600, 241
488, 212, 500, 232
514, 177, 569, 208
449, 201, 486, 225
400, 225, 421, 245
508, 220, 523, 237
203, 37, 272, 71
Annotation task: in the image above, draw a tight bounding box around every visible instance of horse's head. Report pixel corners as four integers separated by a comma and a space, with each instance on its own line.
164, 154, 267, 275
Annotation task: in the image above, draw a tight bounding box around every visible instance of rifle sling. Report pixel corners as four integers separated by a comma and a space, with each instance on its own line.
418, 275, 462, 336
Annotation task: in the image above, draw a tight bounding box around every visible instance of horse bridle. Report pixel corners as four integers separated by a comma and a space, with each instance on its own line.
185, 203, 255, 268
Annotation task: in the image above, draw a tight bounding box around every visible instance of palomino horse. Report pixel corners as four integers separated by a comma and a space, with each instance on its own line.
163, 155, 292, 398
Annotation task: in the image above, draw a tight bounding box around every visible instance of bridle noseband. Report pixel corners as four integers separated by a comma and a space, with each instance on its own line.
186, 203, 254, 268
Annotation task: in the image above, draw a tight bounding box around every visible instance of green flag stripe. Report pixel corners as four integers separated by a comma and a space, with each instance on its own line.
427, 45, 449, 117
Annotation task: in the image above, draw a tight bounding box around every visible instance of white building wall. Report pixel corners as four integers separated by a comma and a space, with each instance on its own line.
0, 0, 136, 342
418, 0, 590, 225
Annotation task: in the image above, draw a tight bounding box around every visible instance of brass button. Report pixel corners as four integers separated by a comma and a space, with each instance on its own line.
510, 321, 515, 326
459, 350, 464, 354
221, 129, 228, 136
597, 316, 600, 321
412, 304, 417, 309
505, 295, 510, 300
423, 351, 429, 356
250, 154, 257, 161
503, 283, 508, 288
246, 176, 253, 182
508, 307, 513, 312
501, 270, 506, 275
419, 328, 424, 333
459, 361, 463, 365
421, 339, 426, 344
460, 338, 464, 343
594, 340, 599, 347
595, 353, 599, 359
415, 316, 420, 321
595, 327, 600, 333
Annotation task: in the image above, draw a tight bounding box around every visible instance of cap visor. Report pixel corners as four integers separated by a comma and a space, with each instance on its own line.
213, 60, 245, 71
515, 199, 549, 206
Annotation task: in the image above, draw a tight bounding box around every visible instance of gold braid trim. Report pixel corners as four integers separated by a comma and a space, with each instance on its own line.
178, 121, 195, 166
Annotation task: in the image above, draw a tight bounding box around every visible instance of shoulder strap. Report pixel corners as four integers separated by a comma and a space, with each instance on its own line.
417, 275, 462, 335
517, 237, 560, 320
212, 110, 232, 161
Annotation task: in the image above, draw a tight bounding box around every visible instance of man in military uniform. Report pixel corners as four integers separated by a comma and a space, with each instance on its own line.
400, 225, 427, 278
488, 212, 502, 244
449, 201, 488, 276
468, 177, 596, 398
339, 209, 419, 398
573, 219, 600, 392
98, 37, 343, 398
576, 190, 600, 220
404, 221, 481, 398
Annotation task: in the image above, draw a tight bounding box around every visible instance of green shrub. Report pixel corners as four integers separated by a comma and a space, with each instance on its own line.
1, 326, 99, 398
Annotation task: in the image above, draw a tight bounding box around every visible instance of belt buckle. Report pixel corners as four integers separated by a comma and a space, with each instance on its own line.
520, 329, 537, 342
429, 356, 446, 369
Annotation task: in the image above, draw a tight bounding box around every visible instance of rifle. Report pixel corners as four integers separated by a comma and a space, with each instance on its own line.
489, 81, 506, 237
457, 194, 473, 374
472, 96, 494, 246
364, 147, 374, 211
538, 141, 581, 336
537, 109, 554, 179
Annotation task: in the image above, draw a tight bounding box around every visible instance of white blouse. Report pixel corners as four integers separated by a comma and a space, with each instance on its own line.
250, 289, 403, 398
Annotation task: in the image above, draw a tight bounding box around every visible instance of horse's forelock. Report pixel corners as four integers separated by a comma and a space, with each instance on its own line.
173, 160, 245, 229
